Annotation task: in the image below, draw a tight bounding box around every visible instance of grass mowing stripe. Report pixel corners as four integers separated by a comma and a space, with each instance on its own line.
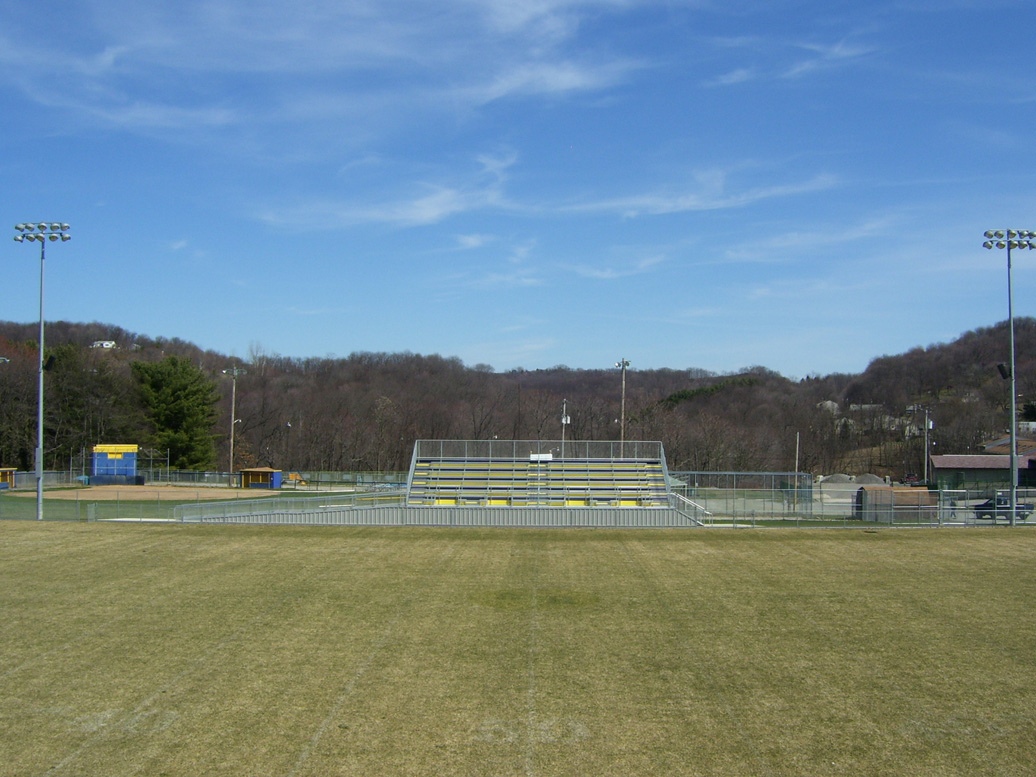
616, 534, 775, 776
286, 541, 458, 777
41, 609, 276, 777
525, 537, 542, 777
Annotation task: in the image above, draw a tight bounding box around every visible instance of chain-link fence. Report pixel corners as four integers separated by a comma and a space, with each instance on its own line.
3, 466, 1036, 527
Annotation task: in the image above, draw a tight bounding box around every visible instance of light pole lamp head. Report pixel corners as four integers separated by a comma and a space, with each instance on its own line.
14, 222, 70, 242
984, 230, 1035, 250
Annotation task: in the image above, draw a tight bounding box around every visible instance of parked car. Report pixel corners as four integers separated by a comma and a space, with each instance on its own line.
974, 496, 1034, 521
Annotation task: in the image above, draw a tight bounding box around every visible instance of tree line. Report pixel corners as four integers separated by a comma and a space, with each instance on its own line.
0, 319, 1030, 478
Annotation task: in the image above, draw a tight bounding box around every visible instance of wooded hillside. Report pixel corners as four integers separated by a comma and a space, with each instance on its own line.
0, 319, 1031, 478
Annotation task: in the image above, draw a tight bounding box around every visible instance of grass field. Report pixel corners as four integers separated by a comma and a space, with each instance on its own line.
1, 523, 1034, 776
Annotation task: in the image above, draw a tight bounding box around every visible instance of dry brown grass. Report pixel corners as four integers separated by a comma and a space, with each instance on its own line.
1, 523, 1034, 776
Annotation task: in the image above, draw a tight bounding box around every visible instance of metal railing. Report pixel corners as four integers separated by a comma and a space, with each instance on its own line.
668, 492, 710, 526
173, 490, 404, 522
411, 439, 664, 461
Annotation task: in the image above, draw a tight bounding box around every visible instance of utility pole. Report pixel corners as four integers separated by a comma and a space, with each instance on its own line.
222, 367, 246, 484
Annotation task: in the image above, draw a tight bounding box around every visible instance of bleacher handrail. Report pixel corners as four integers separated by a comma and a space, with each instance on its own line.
669, 492, 711, 525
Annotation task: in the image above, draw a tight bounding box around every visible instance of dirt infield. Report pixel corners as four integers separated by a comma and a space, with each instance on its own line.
7, 485, 279, 501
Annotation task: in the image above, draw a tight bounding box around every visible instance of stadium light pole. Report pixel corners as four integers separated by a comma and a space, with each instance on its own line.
560, 398, 570, 459
616, 358, 630, 457
983, 229, 1036, 525
222, 367, 246, 484
923, 407, 933, 486
13, 223, 70, 521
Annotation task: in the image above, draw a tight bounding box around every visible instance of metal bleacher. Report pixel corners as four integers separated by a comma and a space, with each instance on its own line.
406, 440, 671, 508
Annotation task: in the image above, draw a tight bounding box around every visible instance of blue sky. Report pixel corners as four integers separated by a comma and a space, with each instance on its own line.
3, 0, 1035, 378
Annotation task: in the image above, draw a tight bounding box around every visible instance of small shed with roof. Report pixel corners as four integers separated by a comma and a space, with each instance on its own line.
240, 467, 283, 489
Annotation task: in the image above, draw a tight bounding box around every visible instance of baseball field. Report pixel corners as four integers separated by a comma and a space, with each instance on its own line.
1, 522, 1033, 776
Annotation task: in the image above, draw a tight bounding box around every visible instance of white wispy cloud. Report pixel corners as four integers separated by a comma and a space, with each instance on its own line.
464, 58, 639, 103
781, 39, 875, 79
704, 67, 758, 87
745, 275, 879, 303
1, 0, 644, 140
704, 34, 875, 87
457, 233, 495, 249
571, 254, 665, 279
264, 185, 479, 228
568, 172, 838, 217
260, 148, 519, 228
476, 150, 519, 182
509, 240, 537, 263
475, 0, 643, 39
262, 153, 837, 230
721, 215, 899, 263
468, 268, 544, 288
453, 237, 541, 288
90, 101, 238, 130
